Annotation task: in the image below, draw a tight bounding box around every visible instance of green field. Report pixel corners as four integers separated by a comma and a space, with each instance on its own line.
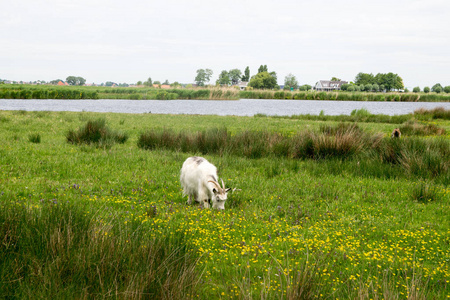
0, 109, 449, 299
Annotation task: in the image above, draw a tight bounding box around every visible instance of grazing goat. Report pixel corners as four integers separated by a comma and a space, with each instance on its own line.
180, 156, 231, 210
391, 128, 401, 138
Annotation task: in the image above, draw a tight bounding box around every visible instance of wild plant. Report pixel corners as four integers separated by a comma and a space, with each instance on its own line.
67, 119, 128, 148
28, 133, 41, 143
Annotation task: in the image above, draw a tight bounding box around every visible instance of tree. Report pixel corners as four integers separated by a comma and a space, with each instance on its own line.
248, 71, 278, 89
354, 72, 375, 85
195, 69, 213, 86
66, 76, 86, 86
373, 73, 404, 91
171, 81, 181, 88
365, 83, 372, 92
241, 66, 250, 82
423, 86, 430, 93
299, 84, 311, 91
331, 77, 341, 81
340, 83, 350, 91
163, 79, 170, 85
50, 79, 63, 85
228, 69, 242, 85
258, 65, 268, 73
284, 73, 299, 90
413, 86, 420, 93
444, 86, 450, 93
136, 81, 143, 86
217, 70, 231, 86
372, 83, 379, 92
432, 83, 443, 92
143, 77, 152, 87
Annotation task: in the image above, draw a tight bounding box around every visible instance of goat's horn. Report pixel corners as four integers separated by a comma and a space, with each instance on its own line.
208, 180, 221, 190
221, 179, 226, 190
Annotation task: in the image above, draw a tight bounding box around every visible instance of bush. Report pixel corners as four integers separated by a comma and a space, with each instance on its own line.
67, 119, 128, 148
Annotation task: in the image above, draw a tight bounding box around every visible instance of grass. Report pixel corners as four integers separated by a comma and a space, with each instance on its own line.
0, 200, 201, 299
137, 123, 448, 184
66, 118, 128, 148
0, 109, 449, 299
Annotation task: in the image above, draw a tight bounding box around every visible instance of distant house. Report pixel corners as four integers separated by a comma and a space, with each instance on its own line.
57, 81, 68, 86
314, 80, 348, 91
152, 84, 171, 89
238, 81, 248, 91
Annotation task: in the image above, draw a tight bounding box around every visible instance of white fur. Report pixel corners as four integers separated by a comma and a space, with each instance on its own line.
180, 157, 229, 209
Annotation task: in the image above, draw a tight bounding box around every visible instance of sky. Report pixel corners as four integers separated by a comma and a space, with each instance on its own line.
1, 0, 449, 89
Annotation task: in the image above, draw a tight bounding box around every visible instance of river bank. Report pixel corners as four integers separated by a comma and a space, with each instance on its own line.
2, 84, 450, 102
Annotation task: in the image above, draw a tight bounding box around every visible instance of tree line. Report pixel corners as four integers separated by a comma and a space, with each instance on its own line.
5, 70, 449, 94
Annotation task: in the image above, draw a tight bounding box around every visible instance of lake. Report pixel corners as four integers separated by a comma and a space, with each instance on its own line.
1, 99, 449, 116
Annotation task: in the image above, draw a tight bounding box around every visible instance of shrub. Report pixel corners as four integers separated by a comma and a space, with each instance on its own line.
67, 119, 128, 148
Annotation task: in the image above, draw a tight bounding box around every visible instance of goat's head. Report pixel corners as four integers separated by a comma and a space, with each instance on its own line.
208, 179, 231, 210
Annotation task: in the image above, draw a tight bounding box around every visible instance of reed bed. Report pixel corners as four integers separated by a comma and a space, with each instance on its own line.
137, 124, 449, 183
2, 84, 450, 101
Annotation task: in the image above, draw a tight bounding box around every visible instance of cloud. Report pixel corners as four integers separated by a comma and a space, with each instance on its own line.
1, 0, 449, 87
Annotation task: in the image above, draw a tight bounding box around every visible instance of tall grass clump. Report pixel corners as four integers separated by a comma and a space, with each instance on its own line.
66, 119, 128, 148
0, 200, 201, 299
376, 137, 449, 183
411, 181, 440, 203
399, 120, 446, 136
28, 133, 41, 143
414, 107, 450, 120
290, 123, 381, 160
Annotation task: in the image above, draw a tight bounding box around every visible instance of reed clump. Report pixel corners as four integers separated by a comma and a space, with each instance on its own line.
28, 133, 41, 144
67, 119, 128, 148
414, 106, 450, 120
399, 120, 446, 136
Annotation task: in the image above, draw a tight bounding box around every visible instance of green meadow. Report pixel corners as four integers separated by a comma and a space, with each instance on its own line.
0, 109, 449, 299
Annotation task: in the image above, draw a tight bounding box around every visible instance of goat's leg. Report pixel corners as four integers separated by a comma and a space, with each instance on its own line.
187, 194, 193, 205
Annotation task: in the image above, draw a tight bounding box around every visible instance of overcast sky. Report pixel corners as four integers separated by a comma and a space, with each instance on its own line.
2, 0, 449, 88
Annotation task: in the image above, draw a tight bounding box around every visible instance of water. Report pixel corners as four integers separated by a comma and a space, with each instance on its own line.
1, 99, 449, 116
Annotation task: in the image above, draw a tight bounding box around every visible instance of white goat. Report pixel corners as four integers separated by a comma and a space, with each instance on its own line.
180, 156, 231, 210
